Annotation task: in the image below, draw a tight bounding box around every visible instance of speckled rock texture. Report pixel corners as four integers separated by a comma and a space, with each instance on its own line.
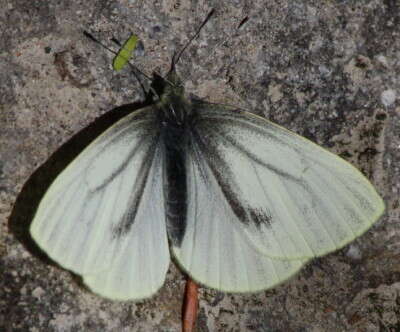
1, 1, 399, 331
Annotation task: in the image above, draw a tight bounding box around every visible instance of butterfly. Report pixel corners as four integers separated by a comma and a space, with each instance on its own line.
30, 30, 385, 301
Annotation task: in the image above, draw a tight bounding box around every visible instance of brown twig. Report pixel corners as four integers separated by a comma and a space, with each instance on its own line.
182, 278, 199, 332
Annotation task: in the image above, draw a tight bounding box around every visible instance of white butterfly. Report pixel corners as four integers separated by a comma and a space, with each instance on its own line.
30, 55, 384, 301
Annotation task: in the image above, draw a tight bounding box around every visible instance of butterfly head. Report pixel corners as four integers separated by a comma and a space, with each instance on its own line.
158, 67, 185, 101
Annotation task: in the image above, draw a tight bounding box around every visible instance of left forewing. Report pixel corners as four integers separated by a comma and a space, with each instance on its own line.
30, 107, 169, 300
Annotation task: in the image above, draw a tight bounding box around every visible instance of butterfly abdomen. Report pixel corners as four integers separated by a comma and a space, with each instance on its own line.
160, 97, 193, 246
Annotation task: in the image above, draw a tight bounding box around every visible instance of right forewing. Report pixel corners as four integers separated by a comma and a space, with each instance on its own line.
180, 104, 384, 261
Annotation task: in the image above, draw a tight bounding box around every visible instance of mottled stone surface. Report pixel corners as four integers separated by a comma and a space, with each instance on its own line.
1, 0, 399, 331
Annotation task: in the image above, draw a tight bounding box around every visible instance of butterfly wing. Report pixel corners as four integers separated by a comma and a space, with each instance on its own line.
172, 146, 307, 292
172, 102, 384, 292
30, 106, 169, 300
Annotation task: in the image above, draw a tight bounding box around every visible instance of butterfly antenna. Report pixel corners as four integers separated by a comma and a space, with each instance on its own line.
110, 37, 122, 47
109, 35, 152, 98
202, 15, 249, 64
84, 31, 153, 81
171, 9, 215, 68
83, 31, 160, 100
171, 13, 249, 88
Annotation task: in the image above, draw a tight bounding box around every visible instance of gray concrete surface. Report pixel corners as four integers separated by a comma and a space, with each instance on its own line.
1, 0, 399, 331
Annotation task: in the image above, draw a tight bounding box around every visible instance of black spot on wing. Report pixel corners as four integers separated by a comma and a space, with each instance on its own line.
249, 208, 273, 227
190, 126, 273, 228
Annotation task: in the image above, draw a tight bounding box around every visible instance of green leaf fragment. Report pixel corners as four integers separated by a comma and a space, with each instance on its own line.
113, 34, 139, 71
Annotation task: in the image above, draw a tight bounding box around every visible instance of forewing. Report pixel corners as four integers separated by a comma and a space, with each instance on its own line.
30, 106, 169, 300
182, 103, 384, 261
172, 144, 307, 292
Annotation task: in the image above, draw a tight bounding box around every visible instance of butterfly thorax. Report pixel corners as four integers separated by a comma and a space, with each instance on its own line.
158, 72, 193, 246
